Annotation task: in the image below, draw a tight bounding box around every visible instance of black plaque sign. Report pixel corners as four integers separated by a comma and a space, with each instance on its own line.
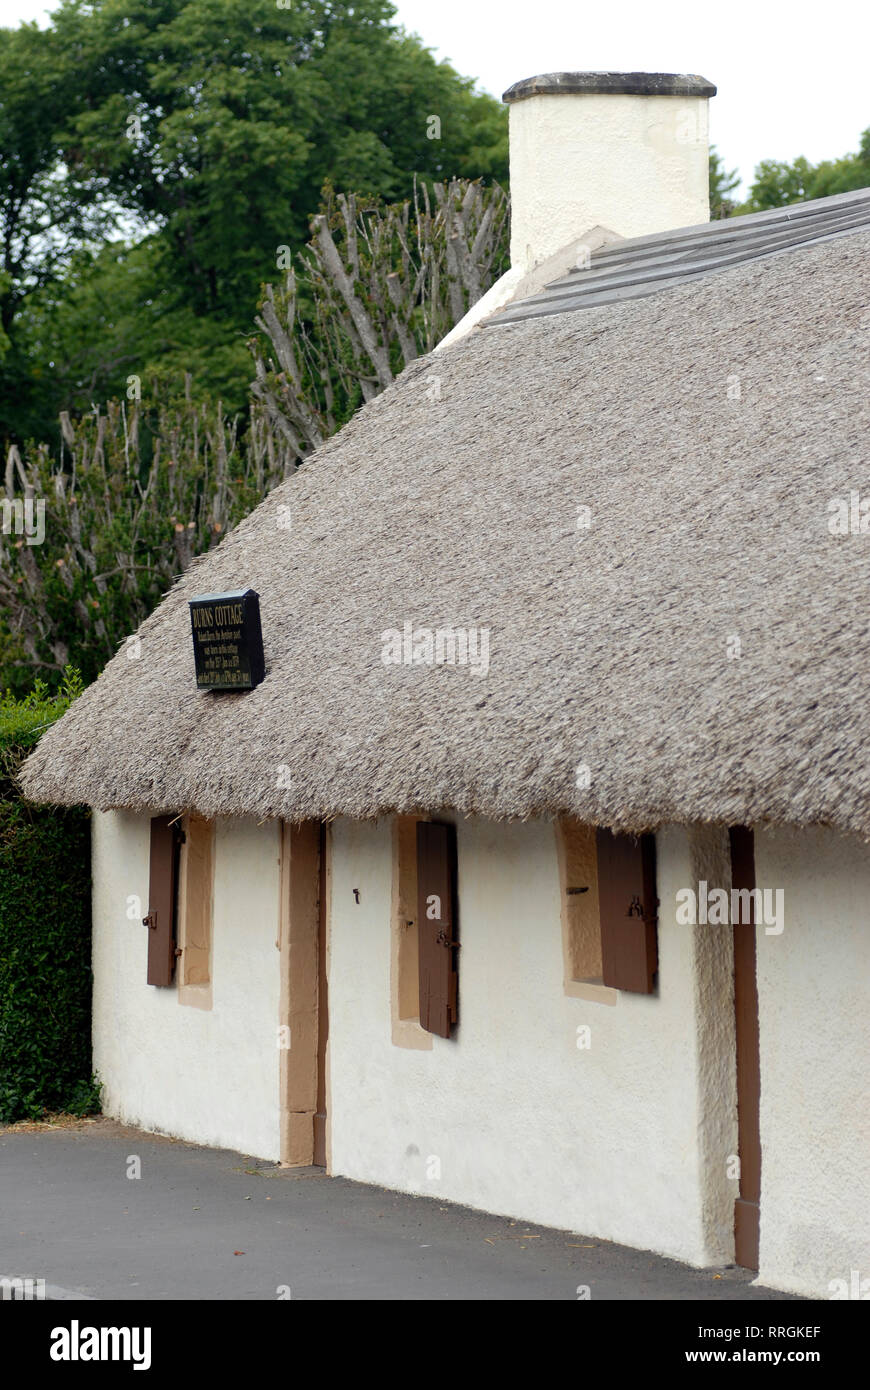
188, 589, 265, 690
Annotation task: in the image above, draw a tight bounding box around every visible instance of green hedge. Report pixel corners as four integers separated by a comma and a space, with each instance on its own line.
0, 671, 101, 1122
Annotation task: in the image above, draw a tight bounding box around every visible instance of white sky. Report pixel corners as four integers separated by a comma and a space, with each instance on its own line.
3, 0, 869, 196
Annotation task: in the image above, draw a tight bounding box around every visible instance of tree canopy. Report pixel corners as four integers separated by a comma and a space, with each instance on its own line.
1, 0, 508, 441
742, 129, 870, 211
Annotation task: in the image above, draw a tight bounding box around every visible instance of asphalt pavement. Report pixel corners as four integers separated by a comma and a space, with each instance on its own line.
0, 1118, 797, 1301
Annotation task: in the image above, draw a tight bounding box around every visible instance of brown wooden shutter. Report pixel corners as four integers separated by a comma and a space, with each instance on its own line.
416, 821, 458, 1037
145, 815, 181, 986
596, 828, 658, 993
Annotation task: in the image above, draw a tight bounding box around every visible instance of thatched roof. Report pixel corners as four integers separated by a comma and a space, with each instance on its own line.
21, 213, 870, 835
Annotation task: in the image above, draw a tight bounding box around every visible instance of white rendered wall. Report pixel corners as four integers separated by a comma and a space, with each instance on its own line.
754, 826, 870, 1298
508, 92, 710, 272
327, 817, 734, 1268
91, 811, 282, 1159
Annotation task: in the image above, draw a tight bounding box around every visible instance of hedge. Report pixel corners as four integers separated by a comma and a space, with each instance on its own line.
0, 670, 100, 1122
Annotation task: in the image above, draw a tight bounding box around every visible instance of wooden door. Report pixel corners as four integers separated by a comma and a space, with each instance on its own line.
279, 821, 328, 1168
313, 822, 329, 1166
730, 826, 761, 1270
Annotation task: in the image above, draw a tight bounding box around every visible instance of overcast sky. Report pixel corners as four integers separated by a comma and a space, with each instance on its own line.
3, 0, 868, 196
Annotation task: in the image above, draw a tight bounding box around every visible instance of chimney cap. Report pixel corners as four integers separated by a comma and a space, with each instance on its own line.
502, 72, 717, 103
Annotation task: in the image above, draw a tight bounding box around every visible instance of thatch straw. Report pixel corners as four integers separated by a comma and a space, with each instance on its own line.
21, 226, 870, 836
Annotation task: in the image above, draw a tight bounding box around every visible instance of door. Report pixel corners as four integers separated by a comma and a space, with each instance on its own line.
279, 821, 329, 1167
313, 822, 329, 1166
730, 826, 761, 1270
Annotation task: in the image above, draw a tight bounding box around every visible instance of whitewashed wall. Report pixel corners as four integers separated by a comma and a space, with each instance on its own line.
754, 825, 870, 1299
90, 808, 868, 1294
327, 817, 734, 1269
91, 811, 282, 1158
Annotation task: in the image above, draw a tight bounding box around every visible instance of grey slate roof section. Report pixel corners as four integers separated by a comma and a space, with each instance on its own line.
492, 187, 870, 324
502, 72, 717, 101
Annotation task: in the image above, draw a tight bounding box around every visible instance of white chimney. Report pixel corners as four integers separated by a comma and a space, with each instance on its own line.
436, 70, 716, 351
503, 71, 716, 274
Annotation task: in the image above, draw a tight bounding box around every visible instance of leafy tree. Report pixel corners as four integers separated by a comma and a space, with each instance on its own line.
0, 19, 115, 441
799, 128, 870, 199
0, 274, 10, 363
743, 130, 870, 211
744, 155, 816, 210
1, 1, 507, 444
52, 0, 508, 327
709, 147, 740, 219
17, 238, 253, 420
0, 21, 109, 336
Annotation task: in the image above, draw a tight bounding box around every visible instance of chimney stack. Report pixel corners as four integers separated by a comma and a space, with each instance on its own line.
502, 72, 717, 274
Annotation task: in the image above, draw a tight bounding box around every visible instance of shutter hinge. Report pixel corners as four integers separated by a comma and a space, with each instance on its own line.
143, 913, 156, 930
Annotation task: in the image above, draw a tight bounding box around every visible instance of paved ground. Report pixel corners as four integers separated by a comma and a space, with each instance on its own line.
0, 1118, 797, 1301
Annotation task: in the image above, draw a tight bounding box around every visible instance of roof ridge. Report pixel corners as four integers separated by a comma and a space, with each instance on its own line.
492, 193, 870, 325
